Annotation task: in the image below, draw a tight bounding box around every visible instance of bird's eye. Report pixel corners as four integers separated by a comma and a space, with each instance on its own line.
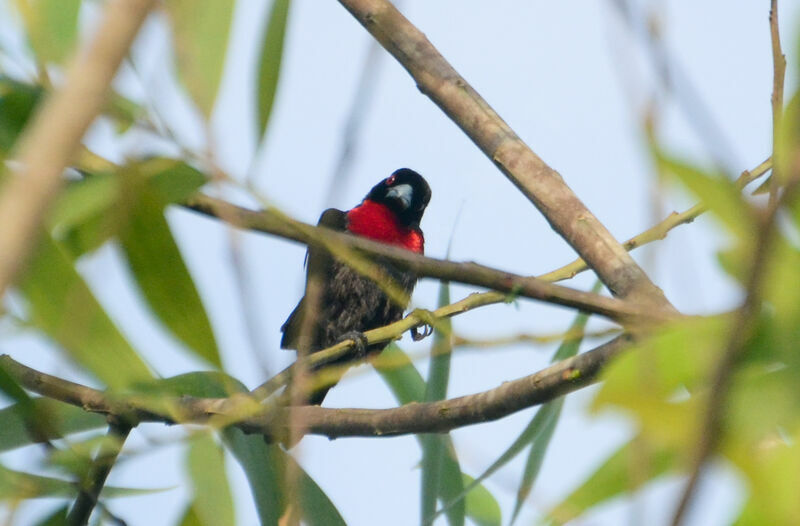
386, 174, 396, 185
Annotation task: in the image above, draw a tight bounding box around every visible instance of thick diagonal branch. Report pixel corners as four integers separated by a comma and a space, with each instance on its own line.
336, 0, 674, 312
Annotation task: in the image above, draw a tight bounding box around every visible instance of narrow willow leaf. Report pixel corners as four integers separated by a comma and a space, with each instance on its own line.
509, 399, 563, 525
256, 0, 291, 138
509, 290, 597, 524
438, 285, 598, 523
48, 175, 120, 234
153, 371, 344, 526
0, 399, 106, 452
376, 345, 500, 526
0, 77, 42, 153
16, 0, 81, 64
178, 504, 203, 526
223, 429, 286, 526
461, 474, 501, 526
17, 232, 152, 389
545, 440, 676, 525
421, 281, 462, 525
293, 453, 347, 526
165, 0, 235, 117
120, 183, 221, 367
187, 434, 235, 526
0, 465, 161, 500
35, 505, 68, 526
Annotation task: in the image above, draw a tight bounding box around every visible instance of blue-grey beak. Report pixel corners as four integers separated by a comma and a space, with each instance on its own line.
386, 183, 413, 209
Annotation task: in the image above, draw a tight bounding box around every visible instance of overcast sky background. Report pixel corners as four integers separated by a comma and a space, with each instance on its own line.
2, 0, 800, 524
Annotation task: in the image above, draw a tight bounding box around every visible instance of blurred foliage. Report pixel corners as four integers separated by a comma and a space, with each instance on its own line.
0, 0, 798, 525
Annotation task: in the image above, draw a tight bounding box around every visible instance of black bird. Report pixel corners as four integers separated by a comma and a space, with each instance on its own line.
281, 168, 431, 405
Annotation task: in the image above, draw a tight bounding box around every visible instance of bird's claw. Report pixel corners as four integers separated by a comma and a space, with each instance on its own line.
411, 323, 434, 341
341, 331, 369, 359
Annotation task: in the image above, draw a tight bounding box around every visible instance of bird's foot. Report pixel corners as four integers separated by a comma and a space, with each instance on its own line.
409, 309, 436, 342
341, 331, 369, 359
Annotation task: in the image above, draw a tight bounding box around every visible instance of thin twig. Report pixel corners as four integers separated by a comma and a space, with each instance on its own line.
768, 0, 786, 207
67, 420, 132, 526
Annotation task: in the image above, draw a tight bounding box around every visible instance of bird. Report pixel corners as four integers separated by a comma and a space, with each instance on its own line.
280, 168, 431, 405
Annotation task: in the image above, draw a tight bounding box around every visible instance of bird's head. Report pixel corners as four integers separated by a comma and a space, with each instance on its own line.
365, 168, 431, 229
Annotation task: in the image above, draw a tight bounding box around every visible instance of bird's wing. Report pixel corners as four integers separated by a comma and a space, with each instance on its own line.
280, 208, 348, 350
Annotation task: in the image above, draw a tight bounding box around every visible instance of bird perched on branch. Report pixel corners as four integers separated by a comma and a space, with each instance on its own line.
280, 168, 431, 405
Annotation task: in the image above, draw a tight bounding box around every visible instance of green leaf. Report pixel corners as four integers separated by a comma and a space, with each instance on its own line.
509, 399, 563, 524
119, 183, 221, 367
293, 453, 347, 526
187, 434, 235, 526
35, 505, 68, 526
373, 344, 425, 404
47, 175, 120, 234
256, 0, 291, 139
421, 282, 456, 524
656, 152, 755, 239
0, 77, 42, 153
17, 0, 81, 64
510, 291, 597, 524
593, 316, 728, 447
0, 464, 159, 500
165, 0, 235, 117
0, 398, 106, 452
17, 232, 153, 390
461, 474, 501, 526
223, 429, 286, 526
545, 439, 677, 525
178, 504, 203, 526
376, 346, 497, 526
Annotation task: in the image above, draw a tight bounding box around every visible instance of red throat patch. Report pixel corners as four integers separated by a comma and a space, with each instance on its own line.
346, 200, 424, 254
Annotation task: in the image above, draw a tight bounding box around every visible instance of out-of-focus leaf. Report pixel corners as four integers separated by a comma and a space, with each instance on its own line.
256, 0, 290, 138
0, 77, 42, 153
293, 453, 347, 526
35, 505, 68, 526
0, 465, 160, 499
54, 158, 207, 258
656, 153, 754, 239
47, 175, 120, 234
421, 282, 458, 525
731, 427, 800, 526
120, 183, 221, 367
545, 439, 677, 525
376, 345, 498, 526
461, 474, 501, 526
17, 232, 152, 390
106, 92, 142, 134
165, 0, 235, 117
223, 429, 286, 526
187, 433, 235, 526
155, 371, 343, 526
593, 316, 728, 447
374, 344, 425, 404
178, 504, 203, 526
16, 0, 81, 64
0, 398, 106, 452
775, 91, 800, 190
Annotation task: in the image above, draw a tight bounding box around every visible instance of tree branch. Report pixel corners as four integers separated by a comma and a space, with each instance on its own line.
185, 195, 672, 326
335, 0, 674, 312
0, 0, 155, 296
0, 335, 631, 439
